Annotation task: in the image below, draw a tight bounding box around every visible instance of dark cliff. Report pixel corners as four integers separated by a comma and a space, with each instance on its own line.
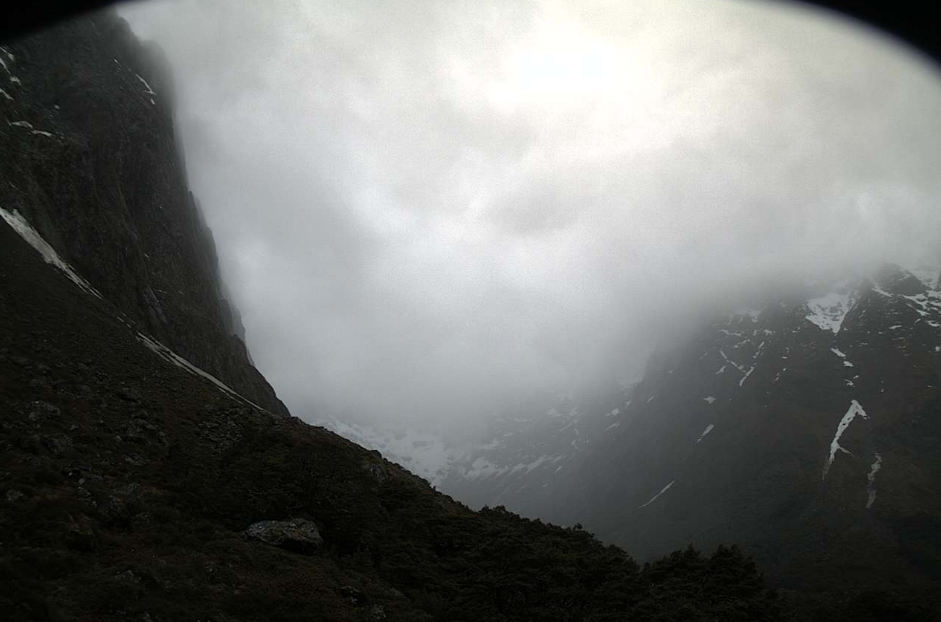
0, 10, 286, 415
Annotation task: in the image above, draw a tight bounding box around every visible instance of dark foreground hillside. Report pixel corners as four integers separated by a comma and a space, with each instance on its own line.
0, 204, 783, 621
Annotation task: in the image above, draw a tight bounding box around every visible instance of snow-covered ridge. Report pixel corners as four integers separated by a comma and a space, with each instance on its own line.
0, 207, 101, 298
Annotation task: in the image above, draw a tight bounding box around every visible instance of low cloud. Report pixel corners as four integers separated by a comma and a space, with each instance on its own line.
120, 0, 941, 430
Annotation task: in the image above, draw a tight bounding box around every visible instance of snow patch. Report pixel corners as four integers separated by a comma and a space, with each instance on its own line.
0, 207, 102, 298
719, 348, 758, 387
605, 421, 620, 431
805, 290, 855, 334
8, 120, 57, 138
135, 73, 157, 96
696, 424, 714, 443
639, 481, 674, 508
843, 361, 854, 368
0, 88, 11, 101
866, 452, 882, 509
703, 396, 716, 404
822, 400, 869, 480
830, 348, 846, 358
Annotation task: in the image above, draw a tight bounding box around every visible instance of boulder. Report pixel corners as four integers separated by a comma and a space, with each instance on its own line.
244, 518, 323, 554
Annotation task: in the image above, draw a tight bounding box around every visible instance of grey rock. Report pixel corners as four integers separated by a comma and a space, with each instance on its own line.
245, 518, 323, 554
43, 433, 73, 456
116, 386, 142, 402
370, 605, 387, 620
126, 419, 157, 443
28, 400, 61, 421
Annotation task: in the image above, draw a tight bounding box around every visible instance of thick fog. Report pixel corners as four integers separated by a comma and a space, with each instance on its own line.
120, 0, 941, 430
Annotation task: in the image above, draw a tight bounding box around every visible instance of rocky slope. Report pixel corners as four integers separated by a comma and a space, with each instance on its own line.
0, 10, 789, 622
0, 11, 286, 415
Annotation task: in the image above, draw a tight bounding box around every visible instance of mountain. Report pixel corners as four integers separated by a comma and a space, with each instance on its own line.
0, 10, 785, 622
429, 266, 941, 616
0, 13, 286, 416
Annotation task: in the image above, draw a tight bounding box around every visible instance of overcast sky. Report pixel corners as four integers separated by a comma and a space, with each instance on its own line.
119, 0, 941, 430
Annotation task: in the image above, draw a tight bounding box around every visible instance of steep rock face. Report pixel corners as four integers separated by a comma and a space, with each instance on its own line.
0, 11, 286, 415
